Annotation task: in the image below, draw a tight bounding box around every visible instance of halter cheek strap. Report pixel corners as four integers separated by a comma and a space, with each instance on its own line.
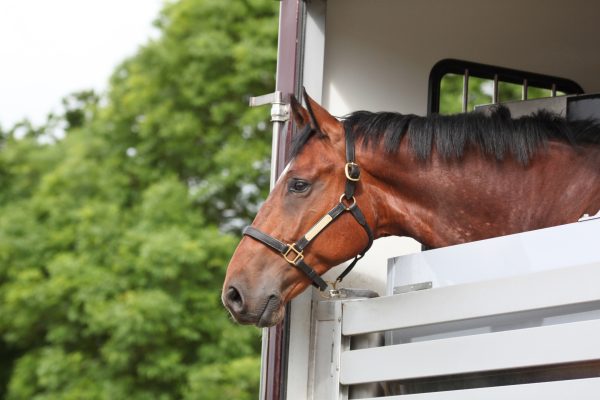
242, 123, 374, 291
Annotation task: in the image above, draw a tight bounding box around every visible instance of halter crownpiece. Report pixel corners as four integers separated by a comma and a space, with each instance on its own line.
242, 99, 374, 291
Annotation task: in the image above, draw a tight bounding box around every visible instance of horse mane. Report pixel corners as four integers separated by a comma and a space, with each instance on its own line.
291, 106, 600, 164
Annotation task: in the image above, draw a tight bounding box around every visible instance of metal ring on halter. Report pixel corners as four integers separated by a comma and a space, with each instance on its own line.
339, 194, 357, 210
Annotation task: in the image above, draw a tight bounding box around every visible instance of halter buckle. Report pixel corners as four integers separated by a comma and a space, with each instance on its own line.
345, 162, 360, 181
283, 244, 304, 265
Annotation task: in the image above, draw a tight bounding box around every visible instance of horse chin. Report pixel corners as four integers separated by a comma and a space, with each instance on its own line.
253, 281, 312, 327
256, 296, 285, 328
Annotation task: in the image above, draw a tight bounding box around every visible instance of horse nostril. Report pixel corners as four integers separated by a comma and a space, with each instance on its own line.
226, 286, 244, 312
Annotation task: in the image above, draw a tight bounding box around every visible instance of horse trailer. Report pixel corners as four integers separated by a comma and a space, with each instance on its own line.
249, 1, 600, 398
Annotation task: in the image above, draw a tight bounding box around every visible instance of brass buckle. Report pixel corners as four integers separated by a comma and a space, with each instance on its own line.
345, 162, 360, 181
283, 244, 304, 265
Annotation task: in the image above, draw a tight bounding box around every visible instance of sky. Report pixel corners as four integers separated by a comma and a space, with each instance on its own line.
0, 0, 164, 128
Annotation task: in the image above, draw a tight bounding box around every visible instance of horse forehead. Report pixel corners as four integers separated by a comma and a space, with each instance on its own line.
289, 155, 337, 180
275, 162, 293, 185
274, 141, 339, 186
296, 140, 339, 167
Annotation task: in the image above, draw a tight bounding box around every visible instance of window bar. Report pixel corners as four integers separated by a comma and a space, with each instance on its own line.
493, 74, 499, 104
551, 83, 557, 97
462, 69, 469, 112
522, 79, 528, 101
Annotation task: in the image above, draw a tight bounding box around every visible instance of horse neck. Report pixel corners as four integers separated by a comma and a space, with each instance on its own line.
357, 140, 600, 248
357, 143, 455, 247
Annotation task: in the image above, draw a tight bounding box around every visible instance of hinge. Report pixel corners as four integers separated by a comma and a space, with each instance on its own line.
248, 90, 290, 122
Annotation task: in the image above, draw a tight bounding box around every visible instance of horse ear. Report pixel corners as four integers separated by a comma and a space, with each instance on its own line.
290, 94, 310, 128
302, 89, 343, 143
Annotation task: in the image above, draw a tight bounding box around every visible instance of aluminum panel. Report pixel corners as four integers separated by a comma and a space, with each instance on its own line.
340, 319, 600, 385
387, 219, 600, 295
358, 377, 600, 400
346, 262, 600, 336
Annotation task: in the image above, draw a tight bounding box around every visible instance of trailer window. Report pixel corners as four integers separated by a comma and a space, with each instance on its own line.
429, 59, 583, 115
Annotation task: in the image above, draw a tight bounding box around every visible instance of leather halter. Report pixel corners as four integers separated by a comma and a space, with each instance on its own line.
242, 119, 374, 291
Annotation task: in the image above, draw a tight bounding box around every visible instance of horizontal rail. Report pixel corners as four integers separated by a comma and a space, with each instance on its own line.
359, 377, 600, 400
387, 219, 600, 292
342, 262, 600, 336
340, 318, 600, 385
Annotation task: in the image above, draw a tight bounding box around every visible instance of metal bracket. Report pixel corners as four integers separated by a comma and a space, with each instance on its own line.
393, 281, 433, 295
248, 90, 290, 122
579, 210, 600, 222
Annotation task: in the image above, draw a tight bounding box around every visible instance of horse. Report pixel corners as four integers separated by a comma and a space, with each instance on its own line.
222, 90, 600, 327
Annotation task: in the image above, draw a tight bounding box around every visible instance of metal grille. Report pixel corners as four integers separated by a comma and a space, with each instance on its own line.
428, 59, 584, 114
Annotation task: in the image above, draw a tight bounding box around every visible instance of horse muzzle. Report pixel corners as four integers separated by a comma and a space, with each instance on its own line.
222, 284, 284, 327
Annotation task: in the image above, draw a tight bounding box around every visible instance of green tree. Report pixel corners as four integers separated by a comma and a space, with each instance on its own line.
0, 0, 278, 398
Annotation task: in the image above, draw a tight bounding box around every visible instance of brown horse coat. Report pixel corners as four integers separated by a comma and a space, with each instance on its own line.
223, 93, 600, 327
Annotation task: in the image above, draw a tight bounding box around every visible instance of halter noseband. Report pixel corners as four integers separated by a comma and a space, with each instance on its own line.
242, 120, 374, 291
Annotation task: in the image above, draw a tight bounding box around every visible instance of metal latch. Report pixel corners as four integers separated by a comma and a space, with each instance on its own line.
393, 281, 433, 295
248, 90, 289, 122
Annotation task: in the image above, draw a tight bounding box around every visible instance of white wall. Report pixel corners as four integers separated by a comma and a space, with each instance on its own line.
323, 0, 600, 116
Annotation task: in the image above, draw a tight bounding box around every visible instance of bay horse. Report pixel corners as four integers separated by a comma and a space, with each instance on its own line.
223, 90, 600, 327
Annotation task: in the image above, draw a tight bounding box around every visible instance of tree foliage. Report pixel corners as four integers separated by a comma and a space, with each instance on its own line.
0, 0, 278, 398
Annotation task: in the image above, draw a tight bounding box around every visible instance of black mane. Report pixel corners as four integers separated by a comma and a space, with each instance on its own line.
291, 107, 600, 163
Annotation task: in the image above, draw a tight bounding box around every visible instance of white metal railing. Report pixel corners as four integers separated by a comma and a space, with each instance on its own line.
308, 222, 600, 399
359, 378, 600, 400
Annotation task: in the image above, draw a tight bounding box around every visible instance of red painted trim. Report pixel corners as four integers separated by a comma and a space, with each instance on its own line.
263, 1, 304, 400
274, 0, 303, 178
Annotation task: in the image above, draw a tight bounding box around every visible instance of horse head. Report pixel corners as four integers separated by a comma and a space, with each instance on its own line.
222, 92, 375, 327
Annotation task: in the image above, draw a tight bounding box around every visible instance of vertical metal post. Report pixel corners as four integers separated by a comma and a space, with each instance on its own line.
260, 2, 305, 400
308, 290, 380, 400
268, 91, 288, 185
462, 69, 469, 112
522, 79, 528, 101
493, 74, 499, 104
551, 83, 557, 97
309, 300, 344, 400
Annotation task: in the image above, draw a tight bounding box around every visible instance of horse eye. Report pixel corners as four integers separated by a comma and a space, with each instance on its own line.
288, 179, 311, 193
